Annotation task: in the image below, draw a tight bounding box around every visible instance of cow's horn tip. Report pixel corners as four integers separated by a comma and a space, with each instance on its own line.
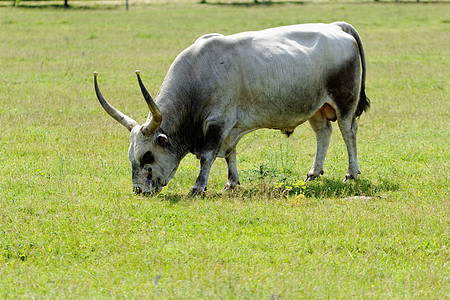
93, 71, 98, 77
135, 70, 140, 75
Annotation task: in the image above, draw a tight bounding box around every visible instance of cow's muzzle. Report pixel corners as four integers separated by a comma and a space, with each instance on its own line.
133, 183, 163, 196
133, 186, 143, 194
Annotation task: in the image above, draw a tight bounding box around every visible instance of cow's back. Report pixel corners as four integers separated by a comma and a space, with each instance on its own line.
159, 23, 360, 131
191, 24, 359, 128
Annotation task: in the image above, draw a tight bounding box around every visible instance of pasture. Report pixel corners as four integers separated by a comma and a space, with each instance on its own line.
0, 1, 448, 298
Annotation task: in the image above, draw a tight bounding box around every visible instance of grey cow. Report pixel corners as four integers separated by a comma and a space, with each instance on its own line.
94, 21, 370, 196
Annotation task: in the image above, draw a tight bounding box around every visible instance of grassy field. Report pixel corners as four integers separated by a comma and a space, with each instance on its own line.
0, 2, 449, 298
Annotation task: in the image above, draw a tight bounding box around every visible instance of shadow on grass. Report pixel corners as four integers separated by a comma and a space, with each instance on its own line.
155, 177, 399, 203
302, 177, 399, 199
200, 0, 436, 6
9, 3, 122, 10
156, 193, 187, 204
235, 178, 399, 200
201, 0, 305, 7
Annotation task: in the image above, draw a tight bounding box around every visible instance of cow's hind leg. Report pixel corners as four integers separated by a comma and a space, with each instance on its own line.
326, 52, 362, 181
306, 109, 333, 181
223, 147, 240, 190
338, 115, 360, 181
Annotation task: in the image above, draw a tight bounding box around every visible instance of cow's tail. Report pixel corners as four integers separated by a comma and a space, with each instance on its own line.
334, 21, 370, 117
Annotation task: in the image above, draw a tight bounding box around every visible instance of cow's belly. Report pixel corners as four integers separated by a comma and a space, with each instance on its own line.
241, 87, 327, 127
217, 107, 315, 158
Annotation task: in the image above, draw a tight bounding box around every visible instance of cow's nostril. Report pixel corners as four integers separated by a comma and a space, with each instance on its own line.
147, 168, 152, 180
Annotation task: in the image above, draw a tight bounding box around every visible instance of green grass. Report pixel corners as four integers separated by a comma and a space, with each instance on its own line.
0, 2, 449, 298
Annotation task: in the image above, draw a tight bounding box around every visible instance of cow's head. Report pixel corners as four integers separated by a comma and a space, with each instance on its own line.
94, 71, 179, 195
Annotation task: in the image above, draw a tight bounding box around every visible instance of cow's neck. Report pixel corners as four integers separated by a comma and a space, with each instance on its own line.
155, 56, 212, 158
156, 86, 204, 159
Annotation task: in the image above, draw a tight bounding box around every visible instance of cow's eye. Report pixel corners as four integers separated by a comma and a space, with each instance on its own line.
141, 151, 154, 165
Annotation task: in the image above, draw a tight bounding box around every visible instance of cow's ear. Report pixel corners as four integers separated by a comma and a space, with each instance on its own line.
156, 134, 168, 147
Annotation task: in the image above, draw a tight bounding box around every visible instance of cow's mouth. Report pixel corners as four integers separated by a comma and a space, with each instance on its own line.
133, 178, 165, 196
133, 186, 163, 196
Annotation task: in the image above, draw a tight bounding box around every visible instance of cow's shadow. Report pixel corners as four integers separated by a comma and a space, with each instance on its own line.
236, 177, 399, 199
157, 177, 399, 203
301, 177, 399, 199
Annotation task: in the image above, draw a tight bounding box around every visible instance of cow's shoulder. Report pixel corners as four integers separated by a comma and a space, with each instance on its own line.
194, 33, 224, 44
187, 33, 244, 61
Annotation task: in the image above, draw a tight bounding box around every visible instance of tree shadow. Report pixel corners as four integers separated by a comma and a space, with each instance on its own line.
10, 2, 121, 10
201, 0, 305, 6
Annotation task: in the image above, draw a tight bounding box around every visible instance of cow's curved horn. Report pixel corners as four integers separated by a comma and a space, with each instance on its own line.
135, 70, 162, 136
94, 72, 138, 132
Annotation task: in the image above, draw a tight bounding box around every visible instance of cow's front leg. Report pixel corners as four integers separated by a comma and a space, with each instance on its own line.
306, 110, 332, 181
189, 151, 217, 196
189, 122, 225, 196
223, 147, 240, 190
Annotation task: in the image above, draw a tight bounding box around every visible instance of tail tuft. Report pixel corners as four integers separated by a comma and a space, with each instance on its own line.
355, 87, 370, 117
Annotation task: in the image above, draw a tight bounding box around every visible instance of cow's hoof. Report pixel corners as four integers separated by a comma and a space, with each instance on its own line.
188, 186, 206, 197
343, 171, 360, 183
305, 170, 324, 182
304, 175, 314, 182
222, 181, 240, 191
343, 174, 354, 183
